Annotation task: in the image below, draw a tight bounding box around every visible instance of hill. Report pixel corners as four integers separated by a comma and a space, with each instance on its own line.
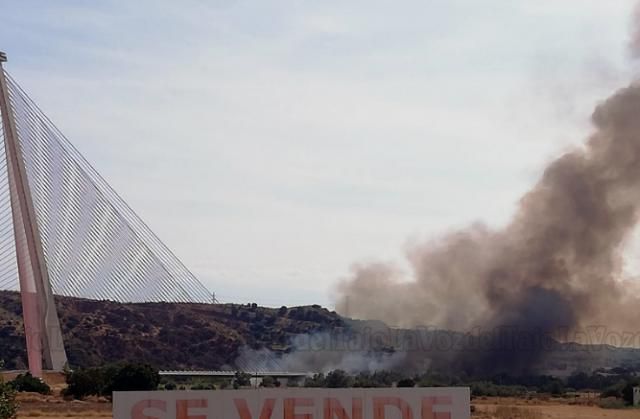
0, 290, 344, 370
3, 290, 640, 376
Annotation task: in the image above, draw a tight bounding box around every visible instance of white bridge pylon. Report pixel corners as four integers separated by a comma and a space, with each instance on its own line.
0, 53, 214, 376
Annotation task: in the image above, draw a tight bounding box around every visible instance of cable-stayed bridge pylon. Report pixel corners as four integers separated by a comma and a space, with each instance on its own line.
0, 52, 214, 377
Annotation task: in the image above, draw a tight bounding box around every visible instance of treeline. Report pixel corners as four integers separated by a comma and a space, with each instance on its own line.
5, 360, 640, 409
295, 368, 640, 404
298, 370, 564, 396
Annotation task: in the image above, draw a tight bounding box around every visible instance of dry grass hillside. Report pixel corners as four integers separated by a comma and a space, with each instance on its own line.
0, 290, 344, 370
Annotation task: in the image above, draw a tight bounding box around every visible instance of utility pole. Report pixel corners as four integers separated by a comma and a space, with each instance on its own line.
0, 52, 67, 376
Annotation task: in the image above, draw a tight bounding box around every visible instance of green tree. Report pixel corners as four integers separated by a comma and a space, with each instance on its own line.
304, 373, 326, 388
63, 367, 108, 399
106, 364, 160, 393
325, 370, 353, 388
64, 363, 160, 400
353, 372, 383, 388
233, 372, 252, 389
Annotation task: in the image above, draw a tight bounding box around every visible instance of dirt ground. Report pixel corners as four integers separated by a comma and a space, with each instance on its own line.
472, 396, 640, 419
12, 375, 111, 419
12, 393, 640, 418
17, 393, 112, 418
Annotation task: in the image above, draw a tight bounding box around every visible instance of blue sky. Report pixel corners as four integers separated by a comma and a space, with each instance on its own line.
1, 1, 638, 307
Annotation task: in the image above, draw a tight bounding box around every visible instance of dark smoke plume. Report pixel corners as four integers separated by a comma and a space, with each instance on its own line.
335, 75, 640, 373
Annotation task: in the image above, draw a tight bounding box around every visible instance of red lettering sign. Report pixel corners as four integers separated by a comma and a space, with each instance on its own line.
373, 397, 413, 419
284, 398, 314, 419
176, 399, 208, 419
422, 396, 452, 419
234, 398, 277, 419
323, 398, 363, 419
131, 399, 167, 419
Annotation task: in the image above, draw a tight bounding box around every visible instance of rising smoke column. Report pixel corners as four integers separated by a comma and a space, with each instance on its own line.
337, 84, 640, 326
335, 12, 640, 372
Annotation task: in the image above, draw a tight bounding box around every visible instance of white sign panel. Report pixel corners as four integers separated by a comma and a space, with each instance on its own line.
113, 387, 470, 419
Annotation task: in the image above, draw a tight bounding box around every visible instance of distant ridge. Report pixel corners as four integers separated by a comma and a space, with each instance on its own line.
0, 290, 343, 370
1, 290, 639, 375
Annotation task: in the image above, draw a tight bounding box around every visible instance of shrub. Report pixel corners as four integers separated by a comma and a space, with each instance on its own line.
63, 367, 108, 399
353, 373, 384, 388
106, 363, 160, 393
397, 378, 416, 388
598, 397, 627, 409
600, 382, 625, 400
0, 361, 17, 419
191, 381, 215, 390
9, 373, 51, 395
325, 370, 353, 388
356, 371, 400, 388
63, 363, 160, 399
0, 383, 16, 419
539, 379, 565, 396
261, 376, 276, 388
233, 372, 252, 389
493, 406, 542, 419
622, 380, 640, 406
304, 373, 326, 388
470, 382, 527, 397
